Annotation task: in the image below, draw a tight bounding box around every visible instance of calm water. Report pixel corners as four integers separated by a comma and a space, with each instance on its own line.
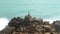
0, 0, 60, 19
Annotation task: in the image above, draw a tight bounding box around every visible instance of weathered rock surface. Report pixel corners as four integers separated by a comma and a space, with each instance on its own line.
0, 13, 58, 34
53, 20, 60, 34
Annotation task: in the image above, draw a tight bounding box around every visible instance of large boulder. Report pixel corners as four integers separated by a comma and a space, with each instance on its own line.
53, 20, 60, 33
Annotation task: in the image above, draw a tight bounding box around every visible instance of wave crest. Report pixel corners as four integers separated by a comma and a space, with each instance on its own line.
0, 18, 9, 31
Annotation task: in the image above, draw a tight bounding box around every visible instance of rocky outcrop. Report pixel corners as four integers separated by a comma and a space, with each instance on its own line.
0, 14, 58, 34
52, 20, 60, 34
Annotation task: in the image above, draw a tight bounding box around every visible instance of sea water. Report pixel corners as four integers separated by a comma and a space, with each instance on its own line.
0, 0, 60, 19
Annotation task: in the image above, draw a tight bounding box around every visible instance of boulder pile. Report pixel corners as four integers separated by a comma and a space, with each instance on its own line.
0, 13, 58, 34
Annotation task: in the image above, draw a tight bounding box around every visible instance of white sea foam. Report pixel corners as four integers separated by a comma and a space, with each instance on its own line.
0, 18, 9, 31
43, 16, 60, 24
43, 19, 56, 24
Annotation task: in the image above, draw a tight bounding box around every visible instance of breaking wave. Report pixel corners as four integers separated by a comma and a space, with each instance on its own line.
0, 18, 9, 31
43, 16, 60, 24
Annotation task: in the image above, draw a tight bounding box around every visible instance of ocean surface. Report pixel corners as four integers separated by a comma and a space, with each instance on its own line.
0, 0, 60, 31
0, 0, 60, 19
